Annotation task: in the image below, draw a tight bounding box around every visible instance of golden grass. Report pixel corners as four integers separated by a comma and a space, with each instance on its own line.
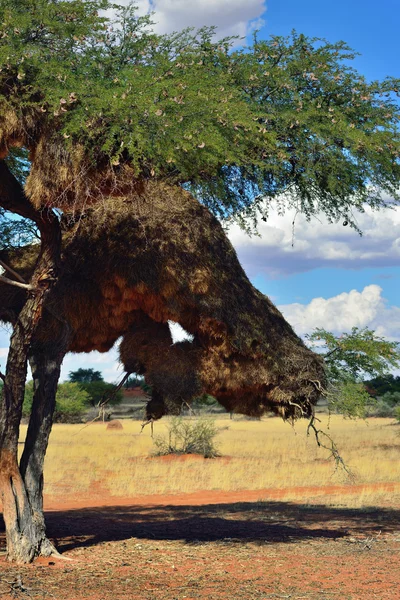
19, 415, 400, 508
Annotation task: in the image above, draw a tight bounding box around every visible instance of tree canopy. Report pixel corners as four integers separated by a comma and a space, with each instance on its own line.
306, 327, 400, 418
68, 368, 103, 383
0, 0, 399, 227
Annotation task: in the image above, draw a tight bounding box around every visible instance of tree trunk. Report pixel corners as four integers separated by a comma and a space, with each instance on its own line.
19, 331, 70, 553
0, 205, 62, 562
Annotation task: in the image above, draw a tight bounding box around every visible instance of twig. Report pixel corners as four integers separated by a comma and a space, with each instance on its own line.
73, 372, 131, 435
97, 371, 131, 409
140, 418, 154, 437
0, 258, 27, 283
307, 414, 354, 479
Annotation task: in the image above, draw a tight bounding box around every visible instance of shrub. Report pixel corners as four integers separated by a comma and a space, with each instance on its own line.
23, 381, 89, 422
366, 392, 400, 418
153, 417, 219, 458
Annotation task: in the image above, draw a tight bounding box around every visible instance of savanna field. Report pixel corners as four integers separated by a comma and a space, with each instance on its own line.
33, 415, 400, 506
1, 415, 400, 600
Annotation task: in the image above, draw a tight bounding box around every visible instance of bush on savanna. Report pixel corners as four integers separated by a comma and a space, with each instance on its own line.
23, 381, 89, 423
153, 417, 219, 458
367, 392, 400, 419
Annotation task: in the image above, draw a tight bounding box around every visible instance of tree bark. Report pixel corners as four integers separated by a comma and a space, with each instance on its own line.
19, 333, 70, 554
0, 161, 63, 562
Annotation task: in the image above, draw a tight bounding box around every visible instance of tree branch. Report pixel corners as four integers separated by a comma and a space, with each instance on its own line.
0, 274, 31, 291
0, 258, 27, 284
0, 161, 38, 222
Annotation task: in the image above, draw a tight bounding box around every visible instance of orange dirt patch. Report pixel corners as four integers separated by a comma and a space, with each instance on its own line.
1, 488, 400, 599
43, 481, 400, 511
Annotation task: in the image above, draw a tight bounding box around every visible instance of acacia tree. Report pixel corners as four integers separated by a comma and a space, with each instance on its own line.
306, 327, 400, 417
0, 0, 399, 562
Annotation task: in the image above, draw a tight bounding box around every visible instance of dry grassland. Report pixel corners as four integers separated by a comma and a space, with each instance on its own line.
19, 415, 400, 508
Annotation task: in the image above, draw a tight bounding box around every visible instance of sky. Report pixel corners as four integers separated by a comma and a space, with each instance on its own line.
1, 0, 399, 382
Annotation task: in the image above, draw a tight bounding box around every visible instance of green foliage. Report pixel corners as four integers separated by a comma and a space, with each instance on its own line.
124, 374, 144, 388
306, 327, 400, 418
191, 394, 218, 409
365, 374, 400, 397
0, 210, 38, 251
68, 368, 103, 383
54, 382, 90, 421
79, 380, 123, 407
23, 381, 89, 422
367, 391, 400, 419
153, 417, 219, 458
1, 2, 399, 227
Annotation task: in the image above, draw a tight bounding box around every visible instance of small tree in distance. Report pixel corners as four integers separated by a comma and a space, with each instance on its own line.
306, 327, 400, 418
68, 368, 104, 384
68, 369, 123, 407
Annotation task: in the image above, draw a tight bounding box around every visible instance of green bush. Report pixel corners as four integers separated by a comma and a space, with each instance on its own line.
366, 392, 400, 418
23, 381, 89, 422
153, 417, 219, 458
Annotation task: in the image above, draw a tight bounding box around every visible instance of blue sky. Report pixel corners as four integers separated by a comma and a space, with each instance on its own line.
1, 0, 399, 381
262, 0, 399, 82
238, 0, 400, 335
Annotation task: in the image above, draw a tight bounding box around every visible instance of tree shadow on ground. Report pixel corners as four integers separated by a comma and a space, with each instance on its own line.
2, 500, 399, 554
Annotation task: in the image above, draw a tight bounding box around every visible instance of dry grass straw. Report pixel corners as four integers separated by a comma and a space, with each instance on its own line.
18, 415, 400, 508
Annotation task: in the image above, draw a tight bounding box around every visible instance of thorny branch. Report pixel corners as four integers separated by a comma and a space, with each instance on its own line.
73, 372, 132, 435
307, 414, 355, 479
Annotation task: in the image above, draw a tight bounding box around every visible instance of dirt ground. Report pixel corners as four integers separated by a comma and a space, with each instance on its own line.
1, 487, 400, 600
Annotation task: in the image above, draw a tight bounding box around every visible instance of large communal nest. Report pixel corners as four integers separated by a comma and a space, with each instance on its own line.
0, 181, 326, 420
0, 108, 143, 212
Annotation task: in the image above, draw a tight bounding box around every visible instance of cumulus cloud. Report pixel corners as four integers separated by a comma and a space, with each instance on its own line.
148, 0, 266, 40
278, 284, 400, 340
228, 205, 400, 277
60, 348, 123, 383
110, 0, 266, 41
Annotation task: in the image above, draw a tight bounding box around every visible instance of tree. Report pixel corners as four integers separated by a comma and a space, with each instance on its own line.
306, 327, 400, 418
79, 381, 123, 408
0, 0, 399, 562
364, 374, 400, 397
124, 374, 144, 388
68, 368, 103, 384
67, 369, 123, 407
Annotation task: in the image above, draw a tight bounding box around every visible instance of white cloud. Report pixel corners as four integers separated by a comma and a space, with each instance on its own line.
60, 347, 123, 383
108, 0, 266, 41
229, 205, 400, 277
279, 284, 400, 340
149, 0, 266, 40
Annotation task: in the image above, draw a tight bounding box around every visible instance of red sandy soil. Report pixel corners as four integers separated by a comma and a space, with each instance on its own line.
123, 387, 147, 398
1, 483, 400, 600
